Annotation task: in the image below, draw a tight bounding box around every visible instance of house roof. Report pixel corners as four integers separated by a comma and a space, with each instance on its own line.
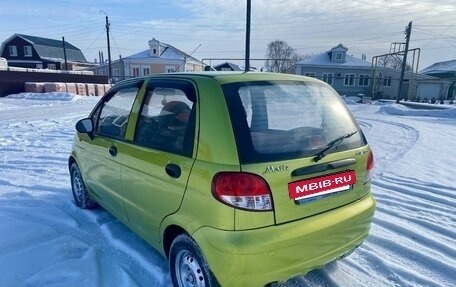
214, 62, 242, 71
125, 41, 202, 64
330, 43, 348, 51
17, 34, 79, 50
420, 59, 456, 75
296, 51, 371, 68
5, 34, 87, 63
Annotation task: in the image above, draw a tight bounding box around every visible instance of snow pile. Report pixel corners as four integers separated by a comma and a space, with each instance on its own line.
379, 103, 456, 118
343, 98, 359, 105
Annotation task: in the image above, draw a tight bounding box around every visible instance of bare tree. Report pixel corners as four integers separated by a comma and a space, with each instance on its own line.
265, 40, 295, 73
377, 55, 412, 71
265, 40, 310, 73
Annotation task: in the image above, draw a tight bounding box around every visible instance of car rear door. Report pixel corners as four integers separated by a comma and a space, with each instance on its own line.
120, 79, 197, 243
222, 79, 372, 225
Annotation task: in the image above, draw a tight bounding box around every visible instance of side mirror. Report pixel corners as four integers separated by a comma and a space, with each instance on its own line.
75, 118, 94, 139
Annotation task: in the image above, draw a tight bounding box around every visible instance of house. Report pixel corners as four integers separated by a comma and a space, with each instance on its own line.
295, 44, 374, 97
296, 44, 450, 100
420, 60, 456, 100
0, 34, 92, 70
213, 62, 242, 71
90, 38, 204, 82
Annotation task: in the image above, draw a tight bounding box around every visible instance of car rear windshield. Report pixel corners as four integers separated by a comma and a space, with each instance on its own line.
222, 80, 366, 164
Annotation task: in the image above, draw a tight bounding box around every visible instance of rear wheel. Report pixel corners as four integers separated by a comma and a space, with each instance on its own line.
169, 234, 219, 287
70, 162, 98, 209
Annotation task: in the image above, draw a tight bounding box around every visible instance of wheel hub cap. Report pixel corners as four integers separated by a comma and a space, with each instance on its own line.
176, 250, 205, 287
72, 170, 83, 201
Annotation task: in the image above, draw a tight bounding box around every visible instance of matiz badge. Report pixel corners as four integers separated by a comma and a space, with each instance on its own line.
264, 164, 289, 174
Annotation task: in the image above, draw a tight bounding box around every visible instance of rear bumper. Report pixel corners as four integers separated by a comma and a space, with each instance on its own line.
193, 193, 376, 287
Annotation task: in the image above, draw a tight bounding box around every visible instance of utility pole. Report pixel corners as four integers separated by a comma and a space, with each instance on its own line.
62, 37, 68, 70
101, 11, 113, 83
105, 15, 112, 83
397, 21, 412, 103
245, 0, 251, 72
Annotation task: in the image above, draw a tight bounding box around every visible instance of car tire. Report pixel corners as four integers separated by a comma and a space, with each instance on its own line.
169, 234, 220, 287
70, 162, 98, 209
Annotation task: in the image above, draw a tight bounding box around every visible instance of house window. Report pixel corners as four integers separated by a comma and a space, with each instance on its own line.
336, 53, 342, 60
166, 66, 176, 73
143, 68, 150, 75
304, 72, 316, 78
36, 63, 43, 69
24, 46, 32, 57
132, 67, 140, 77
358, 74, 370, 86
382, 76, 392, 87
344, 74, 355, 86
9, 46, 17, 56
98, 69, 107, 75
47, 63, 56, 70
322, 73, 334, 85
185, 64, 194, 72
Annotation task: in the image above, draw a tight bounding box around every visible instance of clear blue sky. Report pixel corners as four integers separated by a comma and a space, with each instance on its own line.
1, 0, 455, 69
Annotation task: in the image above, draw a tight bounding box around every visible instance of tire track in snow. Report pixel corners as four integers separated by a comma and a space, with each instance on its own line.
376, 193, 454, 220
365, 231, 456, 286
357, 120, 373, 132
372, 208, 456, 262
356, 117, 420, 176
351, 243, 448, 287
374, 202, 456, 241
373, 179, 455, 211
381, 175, 456, 197
350, 110, 456, 287
371, 175, 456, 246
367, 179, 456, 287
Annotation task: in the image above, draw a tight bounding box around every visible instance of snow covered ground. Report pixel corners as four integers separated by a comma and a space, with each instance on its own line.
0, 93, 455, 287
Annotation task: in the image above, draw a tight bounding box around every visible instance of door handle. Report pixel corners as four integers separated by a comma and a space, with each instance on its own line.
108, 146, 117, 157
165, 163, 181, 178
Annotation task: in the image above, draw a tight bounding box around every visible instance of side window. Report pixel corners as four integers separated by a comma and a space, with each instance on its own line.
24, 46, 33, 57
135, 83, 195, 156
9, 46, 17, 56
94, 86, 139, 139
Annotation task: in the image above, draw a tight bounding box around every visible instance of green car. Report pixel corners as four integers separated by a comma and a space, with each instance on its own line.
69, 72, 375, 287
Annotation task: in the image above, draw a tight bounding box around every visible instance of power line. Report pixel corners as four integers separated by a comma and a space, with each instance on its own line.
109, 31, 123, 59
83, 29, 105, 53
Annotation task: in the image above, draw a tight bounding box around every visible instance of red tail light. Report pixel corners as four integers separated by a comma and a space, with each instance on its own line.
212, 172, 273, 211
365, 151, 374, 183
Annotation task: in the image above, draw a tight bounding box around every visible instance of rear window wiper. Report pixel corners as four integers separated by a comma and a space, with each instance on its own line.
313, 131, 358, 162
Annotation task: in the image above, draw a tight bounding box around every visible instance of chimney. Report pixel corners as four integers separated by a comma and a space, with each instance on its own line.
149, 38, 160, 57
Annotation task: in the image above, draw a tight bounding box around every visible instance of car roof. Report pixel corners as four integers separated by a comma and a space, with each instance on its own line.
118, 72, 322, 86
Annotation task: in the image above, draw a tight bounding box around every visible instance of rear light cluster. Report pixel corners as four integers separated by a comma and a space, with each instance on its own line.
212, 172, 273, 211
364, 151, 374, 183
